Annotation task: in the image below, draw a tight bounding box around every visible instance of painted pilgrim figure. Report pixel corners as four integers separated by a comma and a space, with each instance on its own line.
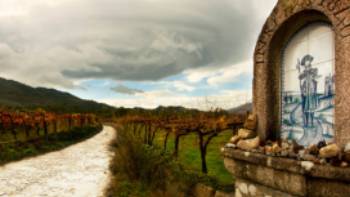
297, 54, 319, 128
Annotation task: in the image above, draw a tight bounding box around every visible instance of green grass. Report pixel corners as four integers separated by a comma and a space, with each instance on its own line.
155, 129, 234, 186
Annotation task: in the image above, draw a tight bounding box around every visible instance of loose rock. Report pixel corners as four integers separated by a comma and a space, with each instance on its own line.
301, 161, 314, 171
320, 159, 327, 165
230, 135, 240, 144
298, 150, 306, 160
237, 128, 256, 139
272, 143, 281, 154
225, 143, 236, 149
280, 140, 291, 157
292, 140, 304, 153
237, 137, 260, 151
281, 141, 290, 149
257, 146, 265, 154
243, 114, 257, 130
317, 140, 327, 149
344, 142, 350, 152
264, 145, 273, 155
307, 144, 319, 155
302, 154, 318, 162
319, 144, 340, 158
341, 161, 349, 168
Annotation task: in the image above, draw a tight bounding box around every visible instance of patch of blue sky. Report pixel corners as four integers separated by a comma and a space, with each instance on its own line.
221, 74, 252, 90
187, 87, 215, 97
69, 71, 252, 102
69, 79, 122, 100
187, 73, 252, 96
71, 78, 166, 99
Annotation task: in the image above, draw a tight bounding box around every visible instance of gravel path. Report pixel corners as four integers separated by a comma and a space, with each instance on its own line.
0, 125, 116, 197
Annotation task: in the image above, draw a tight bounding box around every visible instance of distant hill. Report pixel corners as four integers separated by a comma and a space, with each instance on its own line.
0, 77, 115, 114
0, 77, 245, 117
228, 103, 252, 114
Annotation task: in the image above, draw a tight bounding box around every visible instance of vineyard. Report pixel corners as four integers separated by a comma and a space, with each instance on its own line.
0, 110, 99, 144
109, 111, 245, 194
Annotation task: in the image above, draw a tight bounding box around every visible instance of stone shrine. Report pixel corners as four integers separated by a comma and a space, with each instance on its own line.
253, 0, 350, 147
223, 0, 350, 196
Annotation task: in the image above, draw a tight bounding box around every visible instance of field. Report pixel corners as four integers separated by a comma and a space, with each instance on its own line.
154, 129, 234, 185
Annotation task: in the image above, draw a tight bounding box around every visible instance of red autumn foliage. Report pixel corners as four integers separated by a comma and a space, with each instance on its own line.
0, 110, 99, 143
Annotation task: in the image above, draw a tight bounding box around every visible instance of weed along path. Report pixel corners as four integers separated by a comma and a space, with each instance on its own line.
0, 125, 116, 197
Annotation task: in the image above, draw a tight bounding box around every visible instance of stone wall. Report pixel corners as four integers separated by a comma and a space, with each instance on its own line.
224, 148, 350, 197
253, 0, 350, 147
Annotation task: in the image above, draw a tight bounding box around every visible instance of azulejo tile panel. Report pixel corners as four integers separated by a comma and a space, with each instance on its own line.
281, 23, 335, 146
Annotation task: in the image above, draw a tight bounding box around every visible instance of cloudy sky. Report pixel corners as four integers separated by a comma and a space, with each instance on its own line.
0, 0, 277, 110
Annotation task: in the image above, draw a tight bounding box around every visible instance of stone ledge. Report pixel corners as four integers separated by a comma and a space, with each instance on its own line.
235, 178, 298, 197
224, 156, 307, 196
223, 147, 350, 182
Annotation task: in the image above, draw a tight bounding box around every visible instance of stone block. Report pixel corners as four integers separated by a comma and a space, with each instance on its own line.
319, 144, 340, 158
224, 158, 306, 196
235, 178, 297, 197
307, 178, 350, 197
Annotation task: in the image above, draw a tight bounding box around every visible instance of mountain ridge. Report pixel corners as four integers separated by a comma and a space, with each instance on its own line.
0, 77, 115, 114
228, 102, 252, 114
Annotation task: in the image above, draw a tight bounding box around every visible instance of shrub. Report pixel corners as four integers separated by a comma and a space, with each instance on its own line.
106, 123, 233, 196
108, 124, 175, 192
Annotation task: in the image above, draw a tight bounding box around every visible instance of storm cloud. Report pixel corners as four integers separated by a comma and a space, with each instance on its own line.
0, 0, 276, 88
0, 0, 277, 109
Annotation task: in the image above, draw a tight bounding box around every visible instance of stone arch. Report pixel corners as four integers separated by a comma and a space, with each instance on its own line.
253, 0, 350, 146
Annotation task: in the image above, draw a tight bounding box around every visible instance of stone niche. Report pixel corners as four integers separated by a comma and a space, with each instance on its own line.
254, 0, 350, 147
223, 0, 350, 197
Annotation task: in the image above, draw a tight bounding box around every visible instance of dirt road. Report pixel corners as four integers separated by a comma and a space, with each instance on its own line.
0, 125, 116, 197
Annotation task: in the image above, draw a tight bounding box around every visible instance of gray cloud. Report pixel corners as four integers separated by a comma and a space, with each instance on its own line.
111, 85, 144, 95
0, 0, 276, 88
